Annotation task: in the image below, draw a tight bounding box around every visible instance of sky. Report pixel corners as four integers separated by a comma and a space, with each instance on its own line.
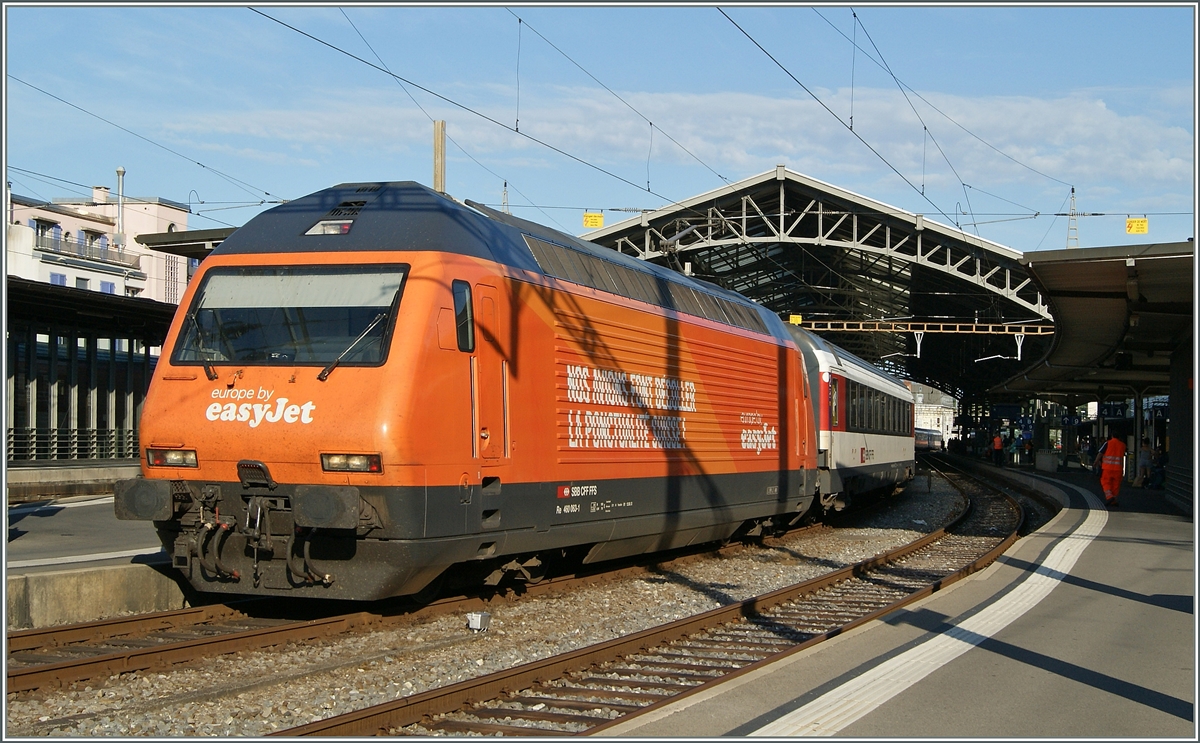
4, 4, 1196, 253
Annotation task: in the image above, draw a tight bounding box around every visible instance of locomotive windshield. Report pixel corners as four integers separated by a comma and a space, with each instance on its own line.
172, 265, 407, 367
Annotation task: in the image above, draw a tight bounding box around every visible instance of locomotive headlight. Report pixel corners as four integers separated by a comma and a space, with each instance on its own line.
321, 453, 382, 473
147, 448, 198, 467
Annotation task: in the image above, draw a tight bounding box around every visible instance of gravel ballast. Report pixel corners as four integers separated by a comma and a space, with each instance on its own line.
6, 479, 963, 737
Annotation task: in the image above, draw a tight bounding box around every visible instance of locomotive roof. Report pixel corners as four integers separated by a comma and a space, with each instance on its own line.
210, 181, 544, 273
213, 181, 788, 340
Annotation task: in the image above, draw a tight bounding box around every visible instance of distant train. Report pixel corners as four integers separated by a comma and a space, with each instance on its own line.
115, 181, 914, 601
914, 428, 944, 452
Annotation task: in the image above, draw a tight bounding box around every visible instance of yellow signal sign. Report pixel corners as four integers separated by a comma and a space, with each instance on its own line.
583, 212, 604, 229
1126, 218, 1149, 234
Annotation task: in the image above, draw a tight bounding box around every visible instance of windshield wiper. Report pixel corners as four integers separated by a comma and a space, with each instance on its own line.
187, 311, 220, 381
318, 312, 388, 381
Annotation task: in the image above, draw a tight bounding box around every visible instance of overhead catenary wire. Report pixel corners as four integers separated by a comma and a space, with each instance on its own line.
505, 8, 730, 186
848, 9, 978, 234
849, 10, 857, 131
717, 8, 961, 233
9, 165, 279, 222
515, 16, 522, 133
7, 165, 246, 229
1034, 190, 1073, 251
253, 8, 730, 228
7, 74, 285, 205
811, 7, 1074, 191
337, 8, 567, 232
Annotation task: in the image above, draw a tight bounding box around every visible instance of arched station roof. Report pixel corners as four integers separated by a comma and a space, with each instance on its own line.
585, 166, 1054, 402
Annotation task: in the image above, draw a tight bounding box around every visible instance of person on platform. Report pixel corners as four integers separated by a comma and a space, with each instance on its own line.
1148, 446, 1168, 490
1093, 432, 1127, 508
992, 432, 1004, 467
1137, 439, 1153, 487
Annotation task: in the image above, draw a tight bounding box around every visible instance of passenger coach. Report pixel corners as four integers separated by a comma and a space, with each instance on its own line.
789, 328, 915, 510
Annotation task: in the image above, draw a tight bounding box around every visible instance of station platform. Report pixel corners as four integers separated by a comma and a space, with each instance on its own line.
5, 492, 187, 630
605, 461, 1195, 738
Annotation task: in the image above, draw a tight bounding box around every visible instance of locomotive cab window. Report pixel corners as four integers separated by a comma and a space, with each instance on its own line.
451, 280, 474, 352
172, 264, 407, 367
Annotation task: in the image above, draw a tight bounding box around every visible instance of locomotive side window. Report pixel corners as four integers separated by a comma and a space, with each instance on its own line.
452, 280, 475, 352
829, 378, 839, 427
172, 264, 407, 368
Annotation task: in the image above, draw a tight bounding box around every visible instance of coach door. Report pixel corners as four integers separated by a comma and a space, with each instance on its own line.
473, 284, 508, 462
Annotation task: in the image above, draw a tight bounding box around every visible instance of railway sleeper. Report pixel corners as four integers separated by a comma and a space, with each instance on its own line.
505, 695, 643, 714
624, 656, 749, 672
426, 718, 564, 736
471, 703, 609, 725
575, 676, 697, 692
652, 648, 775, 661
534, 683, 667, 703
595, 667, 723, 683
700, 632, 802, 647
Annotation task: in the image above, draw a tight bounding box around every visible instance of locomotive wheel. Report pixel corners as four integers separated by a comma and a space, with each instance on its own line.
406, 572, 446, 606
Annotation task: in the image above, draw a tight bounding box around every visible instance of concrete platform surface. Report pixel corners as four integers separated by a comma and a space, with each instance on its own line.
604, 464, 1195, 738
5, 493, 183, 630
6, 459, 142, 502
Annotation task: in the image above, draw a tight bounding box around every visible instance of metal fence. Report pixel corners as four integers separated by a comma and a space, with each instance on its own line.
6, 428, 139, 461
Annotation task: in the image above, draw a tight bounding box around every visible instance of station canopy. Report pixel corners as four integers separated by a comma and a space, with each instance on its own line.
585, 166, 1055, 403
995, 241, 1193, 398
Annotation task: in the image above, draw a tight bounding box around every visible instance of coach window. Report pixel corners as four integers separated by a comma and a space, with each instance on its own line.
452, 280, 475, 352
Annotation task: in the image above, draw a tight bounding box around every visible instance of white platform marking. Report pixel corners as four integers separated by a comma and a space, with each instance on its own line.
8, 495, 115, 515
750, 483, 1106, 736
8, 548, 166, 569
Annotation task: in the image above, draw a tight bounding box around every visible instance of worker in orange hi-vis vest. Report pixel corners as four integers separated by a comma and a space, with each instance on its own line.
1093, 433, 1127, 508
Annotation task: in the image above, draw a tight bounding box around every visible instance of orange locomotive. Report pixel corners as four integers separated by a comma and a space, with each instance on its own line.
116, 181, 826, 600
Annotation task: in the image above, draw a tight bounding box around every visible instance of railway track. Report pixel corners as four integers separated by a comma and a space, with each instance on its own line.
274, 465, 1020, 736
6, 524, 835, 694
925, 453, 1063, 534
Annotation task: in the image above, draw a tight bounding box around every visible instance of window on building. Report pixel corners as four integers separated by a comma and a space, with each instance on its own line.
76, 277, 90, 290
50, 273, 67, 286
101, 281, 116, 294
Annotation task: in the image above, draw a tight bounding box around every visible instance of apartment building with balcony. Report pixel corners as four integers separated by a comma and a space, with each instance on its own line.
5, 177, 194, 478
6, 182, 195, 303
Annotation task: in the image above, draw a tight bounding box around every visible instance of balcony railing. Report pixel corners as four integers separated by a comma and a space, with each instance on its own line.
34, 234, 142, 270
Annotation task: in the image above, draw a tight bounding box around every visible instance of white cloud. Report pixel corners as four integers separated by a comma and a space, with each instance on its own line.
155, 81, 1192, 208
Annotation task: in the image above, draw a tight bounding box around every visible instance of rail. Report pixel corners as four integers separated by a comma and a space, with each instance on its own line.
273, 471, 1020, 736
4, 526, 830, 693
